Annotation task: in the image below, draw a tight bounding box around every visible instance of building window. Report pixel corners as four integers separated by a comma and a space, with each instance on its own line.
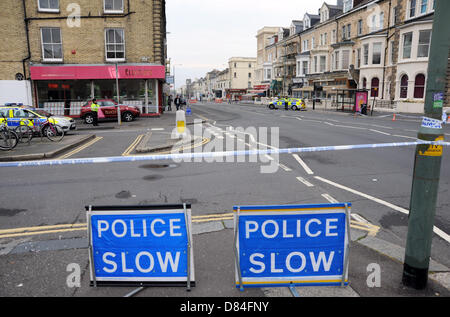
347, 24, 351, 39
38, 0, 59, 12
363, 44, 369, 65
357, 48, 361, 68
417, 30, 431, 57
372, 43, 382, 65
371, 77, 380, 97
335, 51, 340, 70
420, 0, 428, 14
358, 20, 363, 36
248, 73, 252, 78
341, 50, 350, 70
41, 28, 62, 61
105, 28, 125, 61
104, 0, 124, 13
302, 61, 308, 75
409, 0, 417, 18
402, 32, 413, 59
414, 74, 426, 98
234, 72, 237, 78
400, 75, 409, 98
320, 56, 326, 72
343, 0, 353, 13
362, 78, 367, 89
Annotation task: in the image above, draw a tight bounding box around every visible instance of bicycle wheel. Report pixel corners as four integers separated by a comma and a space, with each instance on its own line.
14, 125, 33, 144
0, 129, 19, 151
43, 124, 64, 142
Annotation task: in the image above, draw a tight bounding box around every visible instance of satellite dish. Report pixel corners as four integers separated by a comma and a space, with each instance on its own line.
15, 73, 24, 81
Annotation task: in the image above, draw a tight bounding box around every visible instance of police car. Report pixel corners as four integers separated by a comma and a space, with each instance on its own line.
0, 106, 76, 133
268, 98, 306, 111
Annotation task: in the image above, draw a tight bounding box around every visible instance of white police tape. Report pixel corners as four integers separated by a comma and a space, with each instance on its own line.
0, 140, 448, 168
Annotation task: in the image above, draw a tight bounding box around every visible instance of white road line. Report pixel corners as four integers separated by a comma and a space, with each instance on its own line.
151, 128, 164, 131
392, 134, 417, 140
314, 176, 450, 243
296, 177, 314, 187
292, 154, 314, 175
321, 193, 338, 203
369, 129, 391, 136
278, 163, 292, 172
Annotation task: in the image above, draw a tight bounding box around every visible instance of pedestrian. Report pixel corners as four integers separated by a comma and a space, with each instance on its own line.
174, 95, 181, 111
90, 98, 100, 126
167, 95, 172, 111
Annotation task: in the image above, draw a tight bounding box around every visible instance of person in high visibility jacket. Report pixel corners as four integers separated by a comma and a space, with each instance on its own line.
90, 99, 100, 126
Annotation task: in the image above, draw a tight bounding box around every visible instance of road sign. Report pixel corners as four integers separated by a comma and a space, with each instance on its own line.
86, 204, 195, 289
233, 203, 351, 289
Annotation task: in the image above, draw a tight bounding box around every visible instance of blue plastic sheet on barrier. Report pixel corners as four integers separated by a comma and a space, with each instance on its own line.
88, 208, 194, 285
233, 204, 350, 288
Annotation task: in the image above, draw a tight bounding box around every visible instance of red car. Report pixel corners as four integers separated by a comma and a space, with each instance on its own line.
80, 99, 140, 124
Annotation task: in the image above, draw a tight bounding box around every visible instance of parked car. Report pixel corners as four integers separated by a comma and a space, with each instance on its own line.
80, 99, 140, 124
268, 98, 306, 111
0, 106, 76, 132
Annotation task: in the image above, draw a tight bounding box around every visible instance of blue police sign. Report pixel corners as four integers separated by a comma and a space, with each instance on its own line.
86, 204, 195, 288
233, 203, 351, 289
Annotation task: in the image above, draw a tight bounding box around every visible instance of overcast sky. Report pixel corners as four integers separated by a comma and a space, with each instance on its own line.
166, 0, 328, 88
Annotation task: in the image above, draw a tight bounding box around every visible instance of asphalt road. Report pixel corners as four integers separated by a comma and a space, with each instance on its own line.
0, 102, 449, 297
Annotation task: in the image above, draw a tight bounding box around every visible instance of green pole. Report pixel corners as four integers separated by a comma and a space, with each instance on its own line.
402, 0, 449, 290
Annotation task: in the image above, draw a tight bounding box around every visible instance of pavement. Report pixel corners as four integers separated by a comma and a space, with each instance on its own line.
0, 104, 449, 300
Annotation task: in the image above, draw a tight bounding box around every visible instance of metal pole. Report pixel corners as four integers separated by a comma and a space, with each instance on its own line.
402, 0, 448, 290
116, 63, 121, 125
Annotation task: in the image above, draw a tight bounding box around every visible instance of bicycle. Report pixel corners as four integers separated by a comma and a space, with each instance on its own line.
41, 114, 65, 142
0, 114, 19, 151
14, 114, 65, 143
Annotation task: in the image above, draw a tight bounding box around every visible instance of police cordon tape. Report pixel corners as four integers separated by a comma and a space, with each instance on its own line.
0, 140, 448, 168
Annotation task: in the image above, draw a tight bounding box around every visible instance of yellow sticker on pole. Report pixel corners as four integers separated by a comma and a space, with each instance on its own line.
419, 136, 444, 157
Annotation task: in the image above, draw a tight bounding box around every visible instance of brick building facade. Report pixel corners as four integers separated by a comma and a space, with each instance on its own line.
0, 0, 167, 115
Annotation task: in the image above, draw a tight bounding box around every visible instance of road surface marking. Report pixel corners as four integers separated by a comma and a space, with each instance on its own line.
151, 128, 164, 131
321, 193, 338, 203
314, 176, 450, 243
57, 137, 103, 159
369, 129, 391, 136
0, 213, 236, 239
292, 154, 314, 175
122, 134, 145, 156
392, 134, 417, 140
296, 176, 314, 187
278, 163, 292, 172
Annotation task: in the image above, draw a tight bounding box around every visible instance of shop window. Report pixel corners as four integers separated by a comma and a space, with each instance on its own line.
414, 74, 425, 98
371, 77, 379, 97
105, 28, 125, 61
400, 75, 408, 98
104, 0, 124, 13
41, 28, 62, 61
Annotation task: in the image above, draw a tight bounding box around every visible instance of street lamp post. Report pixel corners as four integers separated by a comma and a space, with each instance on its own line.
402, 0, 449, 290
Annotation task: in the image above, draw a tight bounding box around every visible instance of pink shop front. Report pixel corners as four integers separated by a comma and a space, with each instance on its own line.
30, 64, 166, 117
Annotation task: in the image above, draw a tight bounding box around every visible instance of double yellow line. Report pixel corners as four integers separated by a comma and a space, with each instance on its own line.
0, 213, 235, 239
122, 134, 145, 156
58, 137, 103, 160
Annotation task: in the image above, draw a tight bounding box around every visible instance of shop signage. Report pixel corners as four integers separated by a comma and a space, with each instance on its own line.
233, 203, 351, 289
30, 65, 165, 80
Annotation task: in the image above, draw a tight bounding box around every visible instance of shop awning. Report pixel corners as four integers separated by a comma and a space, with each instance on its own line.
30, 64, 166, 80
